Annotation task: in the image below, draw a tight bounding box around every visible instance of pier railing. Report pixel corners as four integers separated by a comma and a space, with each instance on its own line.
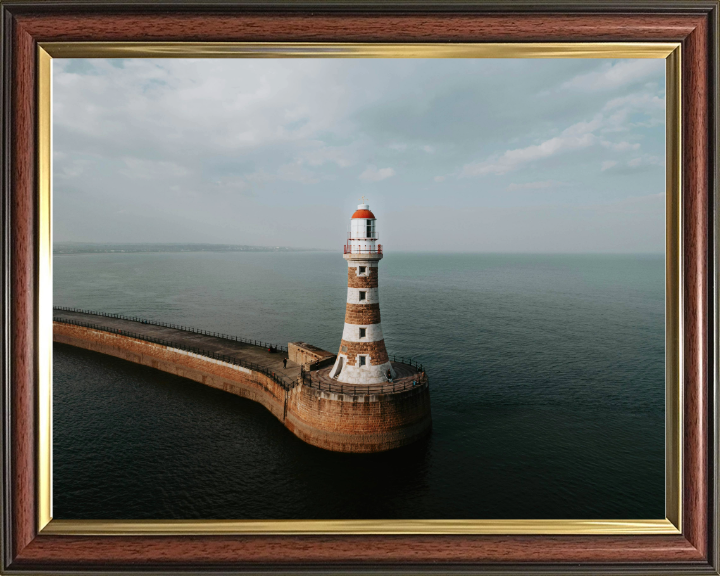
389, 355, 425, 373
53, 306, 288, 352
300, 369, 428, 395
54, 307, 430, 397
53, 316, 298, 391
306, 355, 424, 374
300, 355, 428, 395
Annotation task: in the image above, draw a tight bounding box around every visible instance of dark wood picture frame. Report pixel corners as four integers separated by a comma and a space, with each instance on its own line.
1, 1, 718, 573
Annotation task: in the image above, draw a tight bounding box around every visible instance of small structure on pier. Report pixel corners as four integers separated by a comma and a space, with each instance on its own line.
288, 342, 335, 371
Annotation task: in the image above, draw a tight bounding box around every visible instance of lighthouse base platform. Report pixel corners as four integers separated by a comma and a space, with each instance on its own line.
308, 362, 424, 396
287, 363, 432, 452
288, 364, 432, 452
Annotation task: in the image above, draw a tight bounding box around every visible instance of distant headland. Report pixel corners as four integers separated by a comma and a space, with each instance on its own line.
54, 242, 328, 255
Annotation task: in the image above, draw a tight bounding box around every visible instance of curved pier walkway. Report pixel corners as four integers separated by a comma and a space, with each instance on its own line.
53, 308, 302, 384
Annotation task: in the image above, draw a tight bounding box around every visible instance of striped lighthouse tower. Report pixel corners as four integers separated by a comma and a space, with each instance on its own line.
329, 202, 396, 384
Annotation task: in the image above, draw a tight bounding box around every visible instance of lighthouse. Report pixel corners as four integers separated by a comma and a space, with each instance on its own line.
329, 202, 396, 384
287, 199, 432, 451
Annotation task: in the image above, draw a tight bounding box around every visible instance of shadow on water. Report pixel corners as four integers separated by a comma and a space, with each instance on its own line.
53, 343, 435, 520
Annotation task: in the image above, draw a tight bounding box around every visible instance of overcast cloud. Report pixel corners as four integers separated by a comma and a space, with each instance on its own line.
53, 57, 665, 252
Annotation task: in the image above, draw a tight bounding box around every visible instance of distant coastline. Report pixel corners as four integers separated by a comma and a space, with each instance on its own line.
54, 242, 327, 255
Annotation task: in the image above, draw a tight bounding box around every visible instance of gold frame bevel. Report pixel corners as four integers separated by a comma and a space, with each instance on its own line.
37, 41, 682, 537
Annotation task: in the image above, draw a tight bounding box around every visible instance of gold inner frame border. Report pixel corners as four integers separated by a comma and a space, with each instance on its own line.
36, 41, 682, 536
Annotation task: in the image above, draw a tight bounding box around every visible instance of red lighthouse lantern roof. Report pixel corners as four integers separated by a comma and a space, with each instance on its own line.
351, 209, 375, 219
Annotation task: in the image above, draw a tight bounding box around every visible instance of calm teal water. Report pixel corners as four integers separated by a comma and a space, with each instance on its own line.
53, 251, 665, 519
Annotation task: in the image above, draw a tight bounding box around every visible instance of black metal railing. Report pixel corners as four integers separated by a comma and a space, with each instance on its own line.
299, 356, 429, 395
54, 316, 297, 391
300, 370, 428, 395
53, 306, 287, 352
390, 354, 424, 373
305, 355, 423, 374
54, 307, 431, 397
343, 244, 383, 255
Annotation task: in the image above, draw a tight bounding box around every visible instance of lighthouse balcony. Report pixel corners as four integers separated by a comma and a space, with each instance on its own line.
343, 244, 383, 257
344, 252, 383, 262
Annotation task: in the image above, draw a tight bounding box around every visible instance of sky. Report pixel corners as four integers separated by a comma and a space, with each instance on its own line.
53, 57, 665, 253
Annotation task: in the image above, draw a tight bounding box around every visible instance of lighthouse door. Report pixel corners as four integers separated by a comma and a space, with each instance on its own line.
333, 357, 344, 379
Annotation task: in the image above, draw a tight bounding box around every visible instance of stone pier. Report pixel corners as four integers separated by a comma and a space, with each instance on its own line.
53, 309, 432, 453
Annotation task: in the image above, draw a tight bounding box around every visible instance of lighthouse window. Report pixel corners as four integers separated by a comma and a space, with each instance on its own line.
359, 291, 366, 301
366, 220, 373, 237
359, 327, 366, 338
359, 356, 366, 366
358, 266, 366, 275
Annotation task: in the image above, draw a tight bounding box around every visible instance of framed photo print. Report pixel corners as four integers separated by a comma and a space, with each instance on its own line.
1, 1, 717, 574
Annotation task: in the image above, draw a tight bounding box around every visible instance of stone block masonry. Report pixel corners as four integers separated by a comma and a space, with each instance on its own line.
288, 342, 336, 370
344, 303, 382, 325
347, 267, 378, 288
54, 319, 432, 453
286, 384, 431, 453
340, 339, 390, 366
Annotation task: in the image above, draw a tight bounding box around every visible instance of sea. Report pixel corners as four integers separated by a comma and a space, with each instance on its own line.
53, 251, 665, 520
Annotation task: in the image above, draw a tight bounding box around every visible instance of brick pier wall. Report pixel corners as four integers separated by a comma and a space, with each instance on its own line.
54, 323, 432, 453
54, 322, 287, 421
286, 385, 432, 453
